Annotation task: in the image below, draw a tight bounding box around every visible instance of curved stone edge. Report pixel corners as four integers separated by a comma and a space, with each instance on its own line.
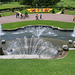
69, 48, 75, 50
0, 55, 68, 59
2, 25, 73, 31
0, 51, 68, 59
0, 55, 52, 59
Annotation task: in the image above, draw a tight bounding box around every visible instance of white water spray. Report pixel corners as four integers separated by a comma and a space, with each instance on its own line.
72, 26, 75, 37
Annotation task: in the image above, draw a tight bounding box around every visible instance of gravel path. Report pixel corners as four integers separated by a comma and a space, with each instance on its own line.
0, 14, 74, 24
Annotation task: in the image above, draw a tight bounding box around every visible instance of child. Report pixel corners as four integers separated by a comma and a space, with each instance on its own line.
73, 16, 75, 22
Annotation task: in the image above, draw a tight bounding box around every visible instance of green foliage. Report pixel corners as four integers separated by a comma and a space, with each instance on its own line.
19, 0, 60, 6
64, 10, 75, 15
61, 9, 64, 14
52, 8, 55, 13
58, 7, 62, 10
19, 7, 22, 11
1, 12, 15, 17
57, 0, 75, 8
32, 0, 44, 6
0, 0, 11, 2
19, 0, 25, 5
0, 2, 25, 10
0, 14, 1, 17
11, 8, 15, 12
20, 0, 33, 5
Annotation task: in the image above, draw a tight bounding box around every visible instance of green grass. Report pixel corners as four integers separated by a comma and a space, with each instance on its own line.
57, 0, 75, 7
0, 50, 75, 75
0, 12, 15, 17
0, 2, 25, 9
2, 20, 75, 29
64, 10, 75, 15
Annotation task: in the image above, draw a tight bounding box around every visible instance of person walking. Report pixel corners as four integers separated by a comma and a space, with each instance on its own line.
20, 13, 23, 19
16, 13, 19, 18
36, 14, 39, 20
40, 14, 42, 19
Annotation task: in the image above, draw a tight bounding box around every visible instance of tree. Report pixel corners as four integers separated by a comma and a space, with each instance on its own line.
19, 0, 33, 5
52, 8, 55, 13
32, 0, 44, 6
0, 0, 11, 2
32, 0, 60, 6
61, 9, 64, 14
19, 0, 60, 6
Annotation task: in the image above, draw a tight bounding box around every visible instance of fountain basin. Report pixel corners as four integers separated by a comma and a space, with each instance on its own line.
0, 25, 75, 59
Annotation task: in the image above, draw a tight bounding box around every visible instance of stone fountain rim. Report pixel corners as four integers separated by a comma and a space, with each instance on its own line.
2, 25, 73, 31
0, 52, 68, 59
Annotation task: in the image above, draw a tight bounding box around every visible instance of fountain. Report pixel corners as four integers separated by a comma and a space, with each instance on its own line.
6, 36, 58, 56
72, 26, 75, 37
12, 26, 57, 37
1, 25, 74, 59
0, 24, 5, 55
0, 24, 4, 36
1, 26, 59, 57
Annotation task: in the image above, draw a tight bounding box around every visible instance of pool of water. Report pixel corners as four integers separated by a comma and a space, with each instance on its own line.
1, 26, 75, 41
0, 25, 75, 56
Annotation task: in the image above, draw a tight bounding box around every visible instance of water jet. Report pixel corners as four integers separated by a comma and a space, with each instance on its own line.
72, 26, 75, 37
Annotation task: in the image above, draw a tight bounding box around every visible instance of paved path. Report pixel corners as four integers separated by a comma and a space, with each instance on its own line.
0, 14, 74, 24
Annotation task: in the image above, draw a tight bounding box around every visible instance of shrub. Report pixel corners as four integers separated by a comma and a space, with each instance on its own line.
52, 9, 55, 13
70, 7, 73, 10
11, 8, 15, 12
61, 9, 64, 14
58, 7, 62, 10
19, 1, 25, 5
19, 8, 23, 11
7, 8, 10, 12
0, 14, 1, 17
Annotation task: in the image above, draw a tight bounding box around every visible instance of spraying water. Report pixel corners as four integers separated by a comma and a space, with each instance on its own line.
72, 26, 75, 37
0, 24, 4, 36
7, 36, 58, 56
6, 26, 59, 56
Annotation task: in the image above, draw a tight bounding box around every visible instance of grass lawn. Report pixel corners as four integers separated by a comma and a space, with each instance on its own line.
0, 12, 15, 17
0, 2, 25, 9
64, 10, 75, 15
2, 20, 75, 30
0, 50, 75, 75
57, 0, 75, 7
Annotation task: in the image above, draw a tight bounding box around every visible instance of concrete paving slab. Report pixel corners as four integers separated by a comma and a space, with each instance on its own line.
0, 55, 14, 59
40, 55, 52, 59
23, 55, 39, 59
69, 48, 75, 50
13, 55, 25, 59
